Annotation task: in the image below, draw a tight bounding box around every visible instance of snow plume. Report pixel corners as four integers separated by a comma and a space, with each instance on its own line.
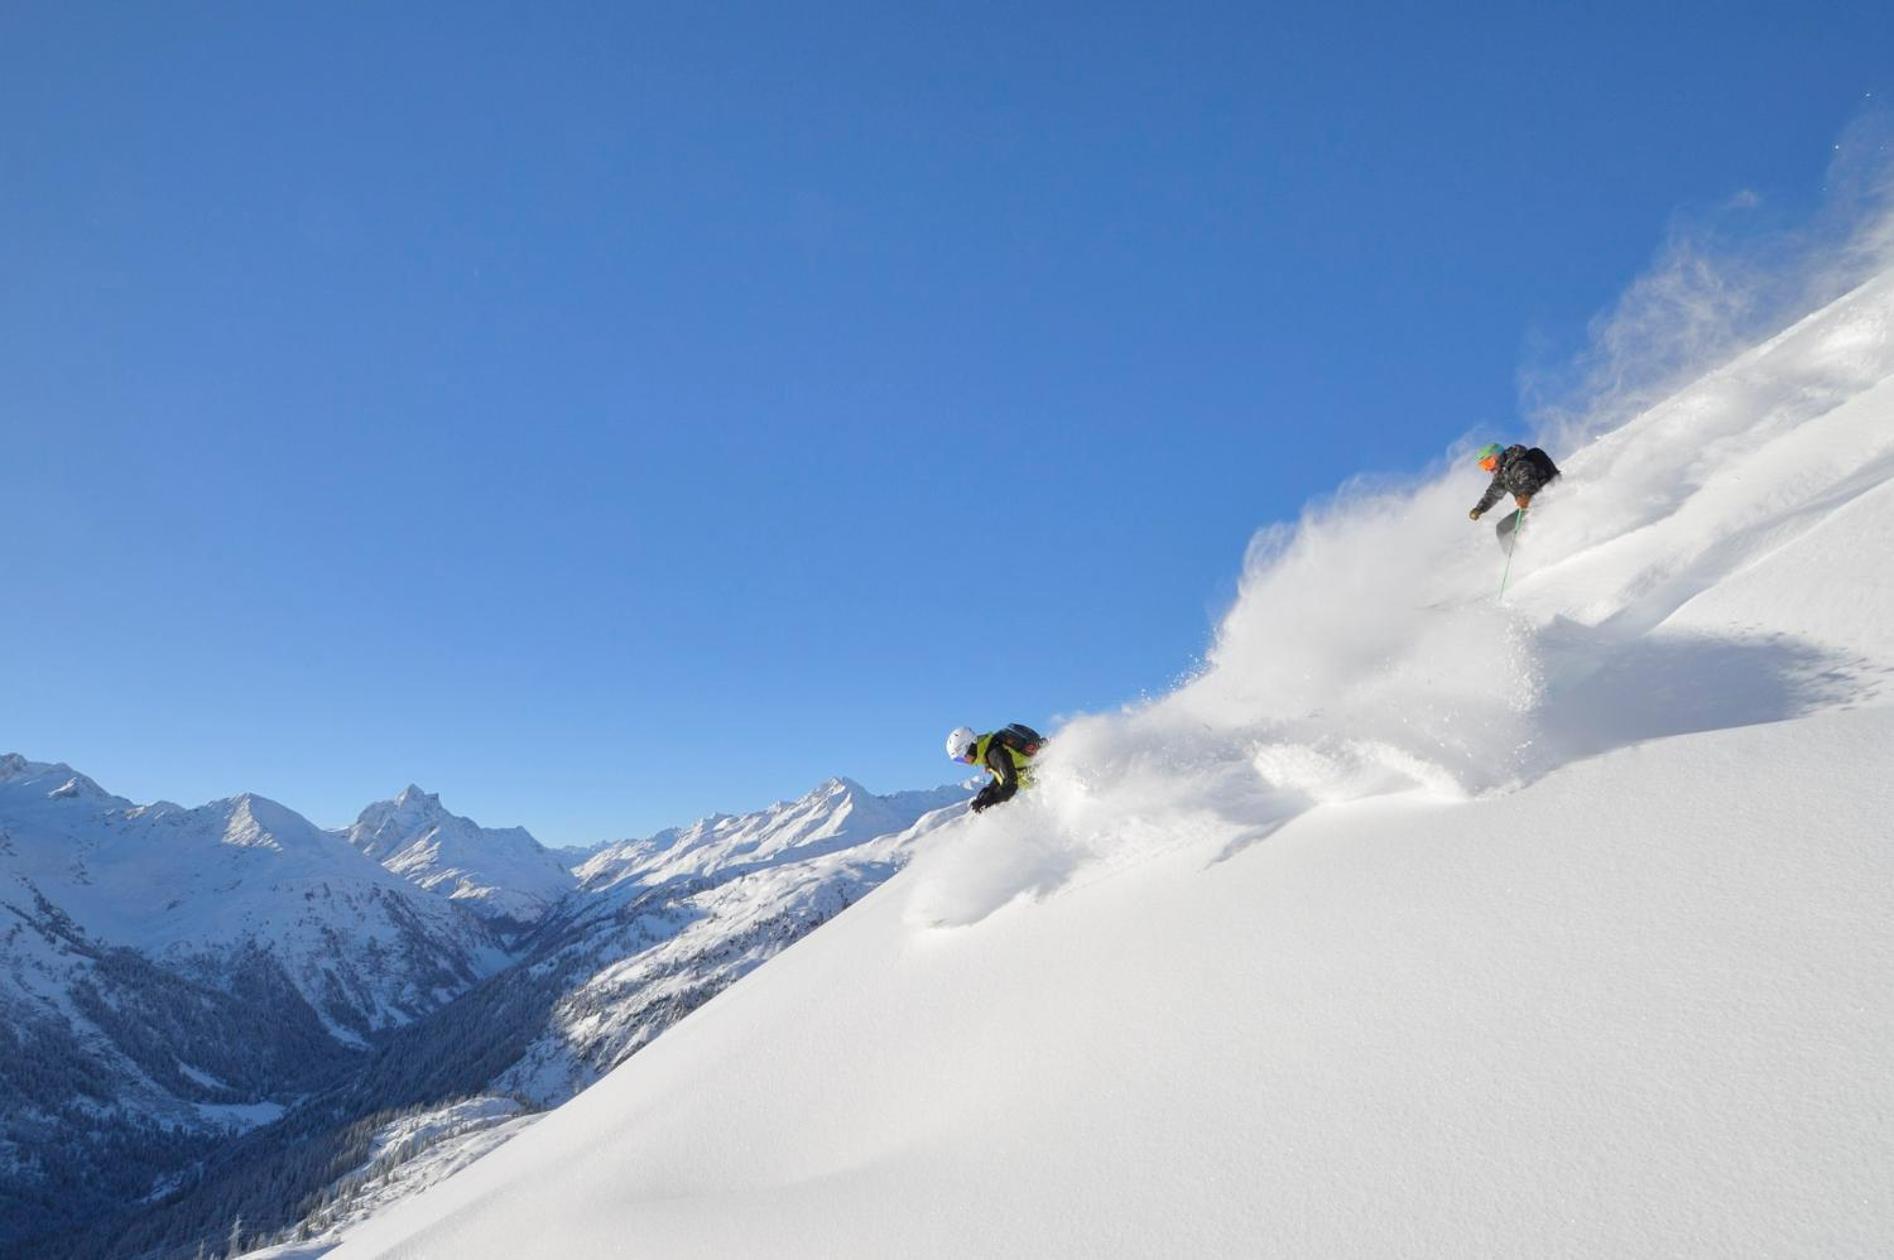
1530, 108, 1894, 455
910, 472, 1545, 927
909, 148, 1894, 930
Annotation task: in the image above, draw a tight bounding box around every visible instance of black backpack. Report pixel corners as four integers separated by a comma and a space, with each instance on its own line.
995, 723, 1045, 757
1522, 446, 1561, 481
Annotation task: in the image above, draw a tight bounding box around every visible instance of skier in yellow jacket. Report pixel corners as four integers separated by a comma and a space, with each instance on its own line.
945, 724, 1045, 813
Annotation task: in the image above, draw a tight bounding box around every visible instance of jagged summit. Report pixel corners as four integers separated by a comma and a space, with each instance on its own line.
395, 783, 440, 809
346, 786, 575, 925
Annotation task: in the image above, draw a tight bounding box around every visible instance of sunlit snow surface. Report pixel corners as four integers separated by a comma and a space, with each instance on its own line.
334, 273, 1894, 1257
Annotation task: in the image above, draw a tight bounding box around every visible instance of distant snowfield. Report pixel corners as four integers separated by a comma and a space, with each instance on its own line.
333, 268, 1894, 1256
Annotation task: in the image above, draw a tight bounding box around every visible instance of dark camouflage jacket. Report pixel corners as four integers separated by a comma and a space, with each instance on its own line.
1474, 445, 1561, 515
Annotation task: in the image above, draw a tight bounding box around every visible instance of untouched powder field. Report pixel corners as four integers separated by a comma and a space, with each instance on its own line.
332, 268, 1894, 1257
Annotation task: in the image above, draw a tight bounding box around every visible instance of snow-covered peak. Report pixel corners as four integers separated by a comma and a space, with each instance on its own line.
0, 757, 135, 816
220, 793, 315, 851
352, 786, 453, 859
0, 754, 109, 798
346, 788, 576, 925
394, 783, 443, 814
0, 751, 28, 779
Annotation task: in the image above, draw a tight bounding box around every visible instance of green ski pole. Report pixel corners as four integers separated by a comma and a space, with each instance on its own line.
1498, 505, 1527, 599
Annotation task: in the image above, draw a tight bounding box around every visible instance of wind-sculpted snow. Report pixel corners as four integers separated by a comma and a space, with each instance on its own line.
909, 269, 1894, 929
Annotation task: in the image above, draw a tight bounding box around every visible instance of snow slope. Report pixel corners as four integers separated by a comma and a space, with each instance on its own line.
493, 778, 968, 1105
331, 268, 1894, 1257
335, 715, 1891, 1258
256, 1098, 542, 1258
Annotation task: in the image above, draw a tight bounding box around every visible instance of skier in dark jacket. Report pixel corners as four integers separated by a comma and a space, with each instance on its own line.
945, 724, 1044, 813
1469, 443, 1561, 542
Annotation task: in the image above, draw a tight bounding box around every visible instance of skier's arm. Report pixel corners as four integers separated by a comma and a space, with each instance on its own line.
1471, 473, 1507, 517
970, 745, 1019, 812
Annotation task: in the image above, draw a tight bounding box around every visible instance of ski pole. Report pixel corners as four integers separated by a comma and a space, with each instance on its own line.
1498, 505, 1527, 599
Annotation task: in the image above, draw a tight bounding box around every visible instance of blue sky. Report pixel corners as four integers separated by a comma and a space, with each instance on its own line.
3, 2, 1888, 843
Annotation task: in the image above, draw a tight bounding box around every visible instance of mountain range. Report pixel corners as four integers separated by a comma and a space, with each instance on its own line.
0, 761, 967, 1257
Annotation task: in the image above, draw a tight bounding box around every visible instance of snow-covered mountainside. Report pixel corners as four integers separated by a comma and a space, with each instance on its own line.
332, 270, 1894, 1258
13, 772, 967, 1259
345, 785, 576, 927
168, 779, 971, 1260
0, 762, 514, 1251
499, 778, 966, 1104
0, 760, 508, 1041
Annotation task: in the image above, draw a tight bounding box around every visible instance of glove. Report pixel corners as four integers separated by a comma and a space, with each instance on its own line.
1468, 508, 1483, 521
969, 799, 988, 814
1513, 494, 1531, 509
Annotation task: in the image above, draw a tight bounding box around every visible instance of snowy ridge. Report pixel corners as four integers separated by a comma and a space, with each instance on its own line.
332, 268, 1894, 1256
495, 778, 967, 1105
345, 785, 576, 926
577, 777, 968, 892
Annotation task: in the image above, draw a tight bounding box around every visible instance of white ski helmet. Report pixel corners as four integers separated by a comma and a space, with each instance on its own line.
945, 726, 978, 761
